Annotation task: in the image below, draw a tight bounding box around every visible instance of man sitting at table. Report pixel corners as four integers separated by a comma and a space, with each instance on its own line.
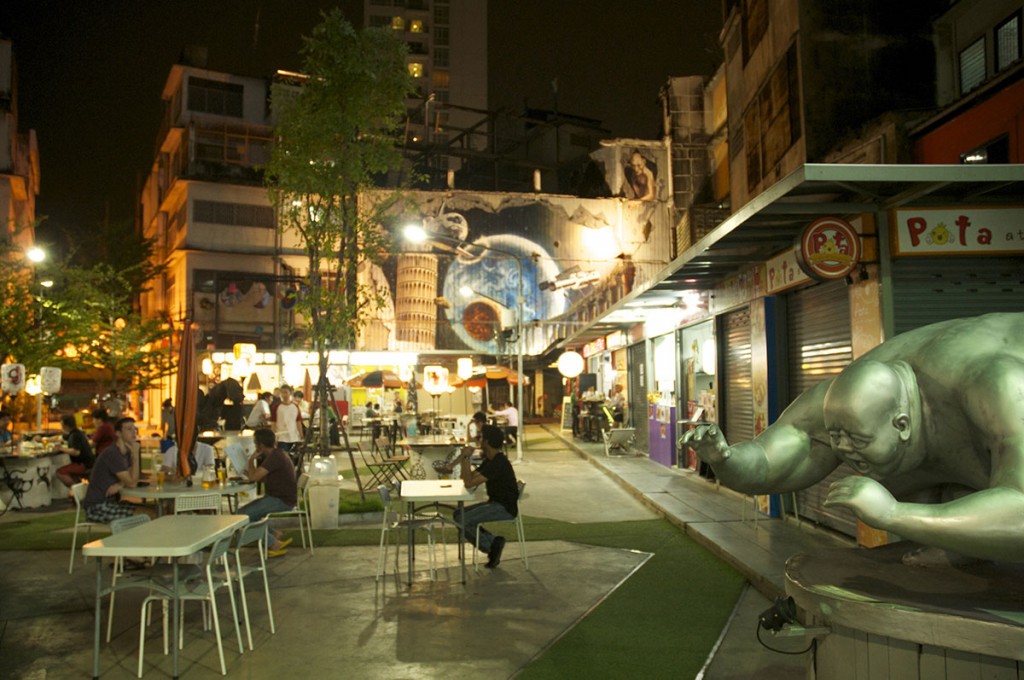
84, 417, 153, 522
450, 424, 519, 569
239, 427, 296, 556
56, 414, 95, 488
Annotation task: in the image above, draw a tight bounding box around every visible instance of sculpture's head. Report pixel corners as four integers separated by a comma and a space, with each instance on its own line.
823, 360, 918, 477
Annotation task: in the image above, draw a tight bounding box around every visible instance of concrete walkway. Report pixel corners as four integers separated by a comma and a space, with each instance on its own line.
0, 424, 849, 678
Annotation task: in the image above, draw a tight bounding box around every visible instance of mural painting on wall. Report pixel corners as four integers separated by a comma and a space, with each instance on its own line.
623, 149, 659, 201
363, 192, 672, 355
193, 272, 282, 340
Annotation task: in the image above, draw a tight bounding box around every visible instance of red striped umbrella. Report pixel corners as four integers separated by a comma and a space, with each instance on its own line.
174, 321, 199, 478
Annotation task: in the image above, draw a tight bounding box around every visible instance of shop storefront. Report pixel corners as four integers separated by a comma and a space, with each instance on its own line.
648, 332, 677, 467
675, 319, 716, 473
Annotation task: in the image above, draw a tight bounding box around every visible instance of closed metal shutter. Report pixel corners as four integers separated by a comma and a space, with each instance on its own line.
891, 257, 1024, 335
723, 307, 754, 445
787, 281, 858, 537
627, 341, 649, 451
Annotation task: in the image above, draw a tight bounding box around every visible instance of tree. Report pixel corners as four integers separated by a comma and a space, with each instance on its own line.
265, 10, 415, 456
52, 264, 174, 394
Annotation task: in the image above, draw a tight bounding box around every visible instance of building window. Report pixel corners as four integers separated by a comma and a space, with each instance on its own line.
391, 16, 405, 31
434, 4, 449, 25
369, 15, 391, 28
410, 19, 424, 33
434, 47, 450, 67
432, 70, 449, 89
959, 37, 986, 95
408, 62, 424, 78
408, 41, 428, 55
741, 0, 768, 64
187, 77, 244, 118
434, 26, 449, 46
961, 135, 1010, 164
742, 45, 801, 192
995, 12, 1021, 72
193, 200, 275, 228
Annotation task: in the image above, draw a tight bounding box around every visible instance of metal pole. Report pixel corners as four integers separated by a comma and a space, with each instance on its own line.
514, 256, 525, 464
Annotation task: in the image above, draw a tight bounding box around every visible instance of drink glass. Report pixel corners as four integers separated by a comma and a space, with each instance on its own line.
217, 467, 226, 487
156, 469, 165, 490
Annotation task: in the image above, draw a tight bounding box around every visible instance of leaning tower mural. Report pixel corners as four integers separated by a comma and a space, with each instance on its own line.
395, 252, 438, 350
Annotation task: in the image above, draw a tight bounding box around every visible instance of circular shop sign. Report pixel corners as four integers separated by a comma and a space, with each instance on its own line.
797, 217, 862, 281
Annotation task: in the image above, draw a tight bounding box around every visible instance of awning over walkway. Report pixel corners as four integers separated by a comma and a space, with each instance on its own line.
563, 163, 1024, 346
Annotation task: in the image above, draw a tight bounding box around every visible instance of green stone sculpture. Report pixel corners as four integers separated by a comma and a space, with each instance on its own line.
682, 312, 1024, 563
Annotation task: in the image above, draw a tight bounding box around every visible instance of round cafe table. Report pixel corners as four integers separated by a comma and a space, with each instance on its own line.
128, 480, 257, 515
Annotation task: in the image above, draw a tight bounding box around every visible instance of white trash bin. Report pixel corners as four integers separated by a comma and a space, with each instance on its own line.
307, 455, 341, 529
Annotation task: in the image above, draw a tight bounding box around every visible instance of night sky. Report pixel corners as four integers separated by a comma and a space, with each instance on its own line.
0, 1, 722, 244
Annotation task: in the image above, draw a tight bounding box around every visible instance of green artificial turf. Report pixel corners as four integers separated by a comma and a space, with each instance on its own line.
3, 502, 744, 678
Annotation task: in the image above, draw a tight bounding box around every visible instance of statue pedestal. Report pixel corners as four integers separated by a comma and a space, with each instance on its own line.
785, 543, 1024, 678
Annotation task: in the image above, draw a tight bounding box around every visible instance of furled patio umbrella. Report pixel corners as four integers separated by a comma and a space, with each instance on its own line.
347, 369, 405, 389
173, 320, 199, 478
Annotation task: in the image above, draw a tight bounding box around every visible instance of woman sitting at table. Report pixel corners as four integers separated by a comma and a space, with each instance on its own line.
449, 424, 519, 569
239, 427, 296, 557
56, 414, 95, 488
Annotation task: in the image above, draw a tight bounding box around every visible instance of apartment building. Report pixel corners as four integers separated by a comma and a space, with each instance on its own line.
0, 38, 39, 251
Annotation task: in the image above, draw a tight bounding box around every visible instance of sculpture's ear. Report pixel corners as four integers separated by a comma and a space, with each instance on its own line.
893, 413, 912, 441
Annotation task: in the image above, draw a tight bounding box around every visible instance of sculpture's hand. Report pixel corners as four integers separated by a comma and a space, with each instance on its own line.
680, 424, 730, 466
825, 476, 896, 527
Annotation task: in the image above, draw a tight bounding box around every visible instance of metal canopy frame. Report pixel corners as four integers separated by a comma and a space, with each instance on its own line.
561, 163, 1024, 347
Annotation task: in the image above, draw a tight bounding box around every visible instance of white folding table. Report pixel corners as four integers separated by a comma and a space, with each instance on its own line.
83, 514, 248, 679
398, 479, 477, 585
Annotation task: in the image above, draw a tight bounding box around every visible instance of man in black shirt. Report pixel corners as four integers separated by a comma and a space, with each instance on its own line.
56, 414, 95, 488
451, 424, 519, 568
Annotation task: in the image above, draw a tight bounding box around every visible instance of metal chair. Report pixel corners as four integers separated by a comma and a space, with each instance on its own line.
106, 514, 158, 644
265, 473, 314, 555
358, 443, 405, 488
69, 482, 107, 573
375, 485, 449, 582
173, 493, 222, 515
138, 534, 244, 677
472, 481, 529, 572
603, 428, 637, 456
231, 518, 275, 650
374, 436, 410, 476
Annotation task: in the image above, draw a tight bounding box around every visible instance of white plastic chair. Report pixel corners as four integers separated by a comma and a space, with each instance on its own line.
232, 518, 275, 650
69, 482, 107, 573
473, 481, 529, 572
173, 493, 222, 515
138, 534, 243, 677
265, 473, 314, 554
376, 484, 449, 581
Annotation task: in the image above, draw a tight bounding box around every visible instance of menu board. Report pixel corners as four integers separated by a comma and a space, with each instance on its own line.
560, 396, 573, 432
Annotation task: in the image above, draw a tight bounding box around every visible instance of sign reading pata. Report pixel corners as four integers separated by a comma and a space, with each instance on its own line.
796, 217, 862, 281
893, 207, 1024, 255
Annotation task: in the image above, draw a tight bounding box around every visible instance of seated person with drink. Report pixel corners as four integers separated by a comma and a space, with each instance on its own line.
449, 424, 519, 569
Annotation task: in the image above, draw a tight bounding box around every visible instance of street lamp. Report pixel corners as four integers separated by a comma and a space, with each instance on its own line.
404, 223, 527, 463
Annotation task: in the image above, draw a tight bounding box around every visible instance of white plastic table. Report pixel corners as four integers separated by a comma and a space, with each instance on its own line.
398, 479, 477, 585
83, 514, 248, 678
